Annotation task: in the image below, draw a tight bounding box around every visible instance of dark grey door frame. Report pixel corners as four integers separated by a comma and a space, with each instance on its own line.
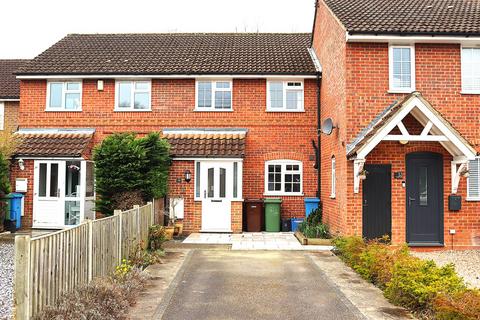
406, 152, 444, 246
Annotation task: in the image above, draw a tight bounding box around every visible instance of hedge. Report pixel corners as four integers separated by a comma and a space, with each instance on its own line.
333, 236, 480, 319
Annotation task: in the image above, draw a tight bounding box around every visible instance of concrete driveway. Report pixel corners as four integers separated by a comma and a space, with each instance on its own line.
157, 250, 363, 320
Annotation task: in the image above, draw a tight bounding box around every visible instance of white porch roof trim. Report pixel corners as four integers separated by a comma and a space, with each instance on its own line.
347, 92, 477, 193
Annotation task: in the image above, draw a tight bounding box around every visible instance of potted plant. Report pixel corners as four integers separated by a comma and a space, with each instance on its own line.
358, 169, 368, 180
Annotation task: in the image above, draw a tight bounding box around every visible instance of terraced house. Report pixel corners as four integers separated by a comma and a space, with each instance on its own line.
11, 33, 321, 233
312, 0, 480, 249
9, 0, 480, 250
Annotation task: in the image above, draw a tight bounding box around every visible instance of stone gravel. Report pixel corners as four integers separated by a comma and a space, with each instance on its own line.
0, 241, 14, 320
412, 250, 480, 288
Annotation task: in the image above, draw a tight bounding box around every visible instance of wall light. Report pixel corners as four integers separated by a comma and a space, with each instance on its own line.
18, 158, 25, 171
184, 170, 192, 183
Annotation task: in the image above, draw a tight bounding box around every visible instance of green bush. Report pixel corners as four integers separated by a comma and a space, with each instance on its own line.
93, 132, 170, 215
333, 236, 475, 319
298, 206, 330, 239
149, 224, 168, 251
306, 207, 323, 226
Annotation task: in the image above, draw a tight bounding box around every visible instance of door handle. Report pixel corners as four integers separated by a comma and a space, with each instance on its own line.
363, 200, 367, 207
408, 197, 415, 206
204, 190, 206, 198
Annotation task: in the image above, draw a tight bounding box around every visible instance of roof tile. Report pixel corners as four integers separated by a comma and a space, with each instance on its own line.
0, 60, 28, 99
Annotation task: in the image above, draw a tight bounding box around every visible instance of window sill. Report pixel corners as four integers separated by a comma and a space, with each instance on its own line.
263, 192, 304, 197
461, 91, 480, 95
387, 89, 415, 94
114, 109, 152, 112
466, 197, 480, 202
265, 109, 305, 113
45, 108, 82, 112
193, 108, 233, 112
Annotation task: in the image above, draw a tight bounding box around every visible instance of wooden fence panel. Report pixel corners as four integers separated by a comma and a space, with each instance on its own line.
14, 202, 153, 319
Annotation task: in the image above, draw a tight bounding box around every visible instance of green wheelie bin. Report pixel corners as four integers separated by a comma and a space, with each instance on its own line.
264, 198, 282, 232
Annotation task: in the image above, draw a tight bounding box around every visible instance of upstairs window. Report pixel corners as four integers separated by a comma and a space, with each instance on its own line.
267, 80, 304, 111
47, 81, 82, 111
115, 80, 151, 111
389, 45, 415, 93
195, 80, 232, 111
467, 158, 480, 201
264, 160, 303, 195
461, 47, 480, 93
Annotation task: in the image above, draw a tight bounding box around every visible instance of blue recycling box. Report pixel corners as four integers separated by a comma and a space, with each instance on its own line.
290, 218, 304, 232
304, 197, 320, 218
9, 193, 23, 229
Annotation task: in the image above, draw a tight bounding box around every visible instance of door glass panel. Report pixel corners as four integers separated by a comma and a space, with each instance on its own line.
207, 168, 214, 198
195, 162, 201, 198
220, 168, 226, 198
49, 164, 59, 197
233, 162, 238, 198
419, 167, 428, 206
65, 200, 81, 225
65, 161, 81, 197
39, 163, 47, 197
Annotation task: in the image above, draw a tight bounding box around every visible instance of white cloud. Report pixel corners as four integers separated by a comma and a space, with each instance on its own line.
0, 0, 315, 58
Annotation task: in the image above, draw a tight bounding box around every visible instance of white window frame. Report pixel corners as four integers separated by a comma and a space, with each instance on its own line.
264, 160, 303, 196
330, 156, 336, 198
388, 45, 416, 93
194, 79, 233, 111
461, 47, 480, 94
467, 157, 480, 201
266, 80, 305, 112
46, 81, 82, 111
114, 80, 152, 111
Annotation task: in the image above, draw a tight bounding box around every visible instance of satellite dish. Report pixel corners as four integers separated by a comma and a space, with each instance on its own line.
321, 118, 335, 135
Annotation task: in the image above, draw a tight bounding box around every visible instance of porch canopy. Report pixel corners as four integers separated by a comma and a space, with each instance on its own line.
163, 128, 247, 159
14, 128, 95, 158
346, 92, 477, 193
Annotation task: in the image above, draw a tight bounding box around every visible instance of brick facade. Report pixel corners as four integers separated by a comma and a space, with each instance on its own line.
312, 0, 480, 248
4, 101, 19, 132
17, 78, 318, 232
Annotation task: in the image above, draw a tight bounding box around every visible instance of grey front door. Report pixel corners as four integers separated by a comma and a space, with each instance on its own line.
406, 152, 444, 246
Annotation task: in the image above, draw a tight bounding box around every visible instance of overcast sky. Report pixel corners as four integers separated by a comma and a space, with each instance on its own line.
0, 0, 315, 59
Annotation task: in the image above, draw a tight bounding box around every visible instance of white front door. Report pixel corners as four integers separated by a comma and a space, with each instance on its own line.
201, 162, 232, 232
33, 161, 65, 228
33, 160, 85, 228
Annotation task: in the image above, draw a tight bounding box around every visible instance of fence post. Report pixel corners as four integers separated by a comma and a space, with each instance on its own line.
14, 235, 31, 320
114, 209, 122, 263
87, 219, 93, 281
133, 205, 140, 243
148, 201, 153, 225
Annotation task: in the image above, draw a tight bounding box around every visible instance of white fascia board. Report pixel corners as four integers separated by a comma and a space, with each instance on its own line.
163, 128, 248, 135
17, 74, 317, 80
346, 34, 480, 45
0, 99, 20, 102
307, 48, 322, 73
175, 157, 243, 161
17, 128, 96, 135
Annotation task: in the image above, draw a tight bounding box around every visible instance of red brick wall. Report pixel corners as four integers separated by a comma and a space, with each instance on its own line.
18, 78, 318, 230
311, 0, 349, 235
313, 1, 480, 248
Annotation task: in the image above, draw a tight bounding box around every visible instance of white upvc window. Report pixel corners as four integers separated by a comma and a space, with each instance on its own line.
264, 160, 303, 196
467, 158, 480, 201
389, 45, 415, 93
115, 80, 151, 111
267, 80, 304, 111
195, 80, 232, 111
331, 156, 336, 198
461, 47, 480, 94
46, 81, 82, 111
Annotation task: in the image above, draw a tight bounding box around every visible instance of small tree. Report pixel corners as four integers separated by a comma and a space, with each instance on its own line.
93, 132, 170, 215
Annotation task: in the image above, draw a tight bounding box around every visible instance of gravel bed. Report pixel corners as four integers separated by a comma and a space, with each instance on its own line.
412, 250, 480, 288
0, 241, 14, 320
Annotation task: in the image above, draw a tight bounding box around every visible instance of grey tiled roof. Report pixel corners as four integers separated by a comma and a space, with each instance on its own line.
0, 60, 28, 99
17, 33, 317, 75
323, 0, 480, 36
15, 133, 93, 157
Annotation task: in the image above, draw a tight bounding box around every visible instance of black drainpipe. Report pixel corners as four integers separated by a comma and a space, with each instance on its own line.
316, 72, 322, 202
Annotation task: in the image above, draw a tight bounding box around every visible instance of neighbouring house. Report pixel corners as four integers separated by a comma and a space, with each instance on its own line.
12, 33, 320, 232
0, 60, 27, 132
312, 0, 480, 249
